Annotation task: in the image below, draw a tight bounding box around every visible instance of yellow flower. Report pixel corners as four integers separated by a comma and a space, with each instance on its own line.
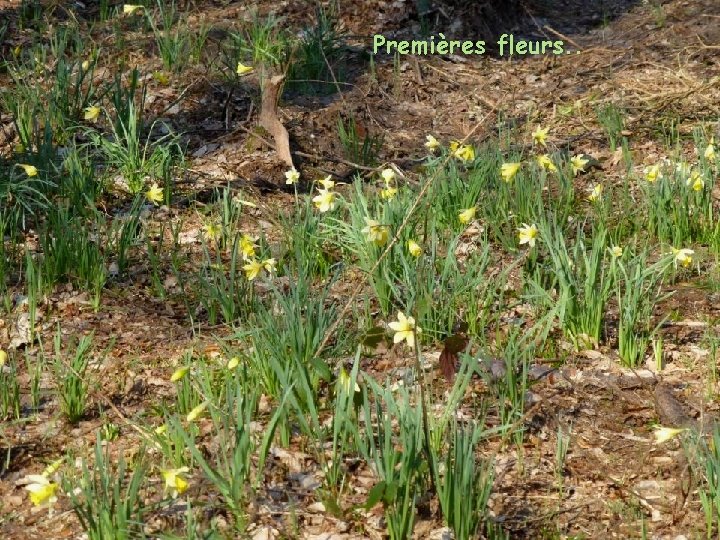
388, 311, 421, 349
236, 62, 253, 76
587, 184, 602, 202
203, 222, 222, 242
262, 258, 276, 273
424, 134, 440, 152
161, 467, 190, 498
537, 154, 557, 173
449, 140, 460, 153
170, 366, 189, 382
123, 4, 143, 14
407, 240, 422, 257
17, 164, 38, 177
643, 164, 662, 183
186, 401, 208, 422
362, 218, 389, 246
458, 207, 476, 224
81, 59, 90, 71
313, 188, 336, 213
240, 234, 257, 260
691, 176, 704, 192
517, 223, 539, 248
285, 167, 300, 185
24, 475, 58, 507
531, 125, 549, 146
381, 168, 396, 185
318, 175, 335, 190
570, 155, 589, 176
705, 139, 716, 161
453, 144, 475, 162
686, 170, 704, 192
501, 162, 521, 182
653, 426, 686, 444
227, 356, 240, 370
611, 245, 623, 258
83, 105, 101, 122
243, 259, 263, 281
0, 349, 6, 367
154, 424, 167, 435
672, 247, 694, 268
380, 186, 398, 200
146, 183, 164, 205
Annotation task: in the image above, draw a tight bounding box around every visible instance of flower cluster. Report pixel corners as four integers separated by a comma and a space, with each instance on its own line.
379, 168, 398, 200
313, 175, 337, 213
237, 233, 276, 280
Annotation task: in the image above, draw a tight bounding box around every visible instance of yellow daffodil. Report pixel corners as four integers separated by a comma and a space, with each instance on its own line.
407, 240, 422, 257
285, 167, 300, 185
501, 162, 521, 182
690, 173, 705, 192
17, 164, 38, 177
161, 467, 190, 498
672, 247, 694, 268
362, 218, 389, 246
643, 164, 662, 183
83, 105, 101, 122
692, 178, 704, 192
146, 183, 164, 205
227, 356, 240, 370
155, 424, 168, 435
24, 475, 58, 507
388, 311, 421, 349
170, 366, 189, 382
705, 138, 716, 161
262, 258, 276, 273
0, 349, 6, 367
537, 154, 557, 173
570, 155, 589, 176
381, 168, 396, 185
587, 184, 602, 202
123, 4, 143, 15
425, 134, 440, 152
186, 401, 208, 422
318, 175, 335, 190
203, 222, 222, 242
458, 207, 476, 224
81, 59, 90, 71
532, 125, 549, 146
653, 426, 686, 444
240, 234, 257, 260
313, 188, 336, 213
517, 223, 539, 248
449, 140, 460, 152
236, 62, 253, 76
453, 144, 475, 162
380, 186, 398, 200
243, 259, 263, 281
611, 245, 623, 258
